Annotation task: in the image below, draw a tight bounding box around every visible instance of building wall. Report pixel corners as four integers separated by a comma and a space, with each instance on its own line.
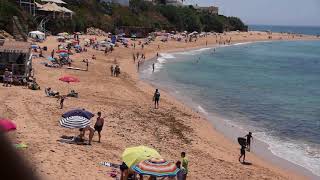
197, 6, 219, 15
100, 0, 129, 6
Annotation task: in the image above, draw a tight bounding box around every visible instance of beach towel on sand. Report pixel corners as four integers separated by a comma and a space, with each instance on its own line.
57, 136, 88, 145
14, 143, 28, 149
100, 162, 120, 168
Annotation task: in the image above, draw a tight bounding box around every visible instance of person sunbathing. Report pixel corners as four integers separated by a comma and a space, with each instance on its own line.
67, 90, 78, 98
28, 80, 40, 90
45, 87, 59, 97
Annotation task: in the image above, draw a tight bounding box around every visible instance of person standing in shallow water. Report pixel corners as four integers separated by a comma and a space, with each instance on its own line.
153, 89, 160, 109
245, 132, 253, 151
152, 63, 155, 72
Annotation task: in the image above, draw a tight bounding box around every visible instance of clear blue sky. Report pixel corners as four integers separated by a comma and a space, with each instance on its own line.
186, 0, 320, 26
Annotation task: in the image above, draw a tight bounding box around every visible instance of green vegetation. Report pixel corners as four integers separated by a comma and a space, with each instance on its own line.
0, 0, 247, 35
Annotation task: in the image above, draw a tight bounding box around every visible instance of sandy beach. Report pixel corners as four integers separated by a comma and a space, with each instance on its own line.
1, 31, 319, 180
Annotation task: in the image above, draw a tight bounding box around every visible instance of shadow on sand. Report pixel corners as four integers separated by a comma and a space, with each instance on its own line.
242, 162, 252, 165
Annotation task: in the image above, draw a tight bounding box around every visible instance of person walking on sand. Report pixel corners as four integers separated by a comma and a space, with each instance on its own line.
110, 65, 114, 76
181, 152, 188, 180
94, 112, 104, 143
57, 95, 66, 109
244, 132, 253, 151
153, 89, 160, 109
51, 49, 55, 58
239, 144, 246, 163
133, 53, 136, 63
86, 60, 89, 71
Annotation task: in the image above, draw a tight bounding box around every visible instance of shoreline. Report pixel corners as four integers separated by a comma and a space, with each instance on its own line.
138, 40, 320, 179
2, 31, 319, 180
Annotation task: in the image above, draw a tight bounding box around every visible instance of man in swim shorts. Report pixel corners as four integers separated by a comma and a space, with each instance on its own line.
94, 112, 104, 143
153, 89, 160, 109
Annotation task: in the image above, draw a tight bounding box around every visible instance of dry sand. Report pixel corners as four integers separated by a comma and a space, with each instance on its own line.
1, 31, 319, 180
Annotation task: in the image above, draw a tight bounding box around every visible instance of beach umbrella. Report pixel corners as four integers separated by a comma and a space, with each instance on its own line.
59, 75, 79, 83
56, 49, 68, 53
62, 109, 94, 119
132, 158, 179, 177
65, 40, 72, 44
57, 36, 65, 39
31, 44, 39, 49
0, 119, 16, 132
122, 146, 161, 168
59, 116, 90, 129
131, 35, 137, 38
58, 32, 69, 36
59, 52, 69, 57
47, 57, 55, 61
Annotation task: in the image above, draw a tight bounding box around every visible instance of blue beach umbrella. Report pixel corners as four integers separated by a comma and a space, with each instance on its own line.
47, 57, 55, 61
62, 109, 94, 119
59, 52, 69, 57
31, 44, 39, 49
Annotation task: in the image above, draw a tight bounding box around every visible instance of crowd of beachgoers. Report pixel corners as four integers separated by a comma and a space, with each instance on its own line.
0, 29, 318, 180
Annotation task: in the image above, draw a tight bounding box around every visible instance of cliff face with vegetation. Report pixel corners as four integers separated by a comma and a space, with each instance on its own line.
0, 0, 247, 35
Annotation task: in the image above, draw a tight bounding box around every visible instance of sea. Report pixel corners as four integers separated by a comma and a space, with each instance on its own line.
140, 38, 320, 177
249, 24, 320, 36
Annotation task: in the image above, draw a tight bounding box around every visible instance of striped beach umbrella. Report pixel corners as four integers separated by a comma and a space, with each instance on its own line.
62, 109, 94, 120
132, 158, 179, 177
59, 116, 90, 129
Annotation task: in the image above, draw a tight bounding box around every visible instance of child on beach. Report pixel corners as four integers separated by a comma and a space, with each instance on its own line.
94, 112, 105, 143
181, 152, 188, 179
245, 132, 253, 151
57, 95, 66, 109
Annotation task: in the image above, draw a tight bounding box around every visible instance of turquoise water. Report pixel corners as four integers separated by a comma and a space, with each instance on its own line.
140, 41, 320, 177
249, 25, 320, 36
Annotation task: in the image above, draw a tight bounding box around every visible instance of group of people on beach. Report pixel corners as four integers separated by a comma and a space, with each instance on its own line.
78, 111, 105, 145
110, 64, 121, 77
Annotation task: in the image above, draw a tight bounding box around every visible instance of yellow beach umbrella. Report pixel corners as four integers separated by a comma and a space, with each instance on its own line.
122, 146, 161, 168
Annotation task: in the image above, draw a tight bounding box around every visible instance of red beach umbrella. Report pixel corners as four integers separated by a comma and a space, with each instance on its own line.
56, 49, 68, 53
59, 75, 80, 83
0, 119, 16, 132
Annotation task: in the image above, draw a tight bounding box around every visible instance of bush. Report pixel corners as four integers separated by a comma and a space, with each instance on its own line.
0, 0, 247, 35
